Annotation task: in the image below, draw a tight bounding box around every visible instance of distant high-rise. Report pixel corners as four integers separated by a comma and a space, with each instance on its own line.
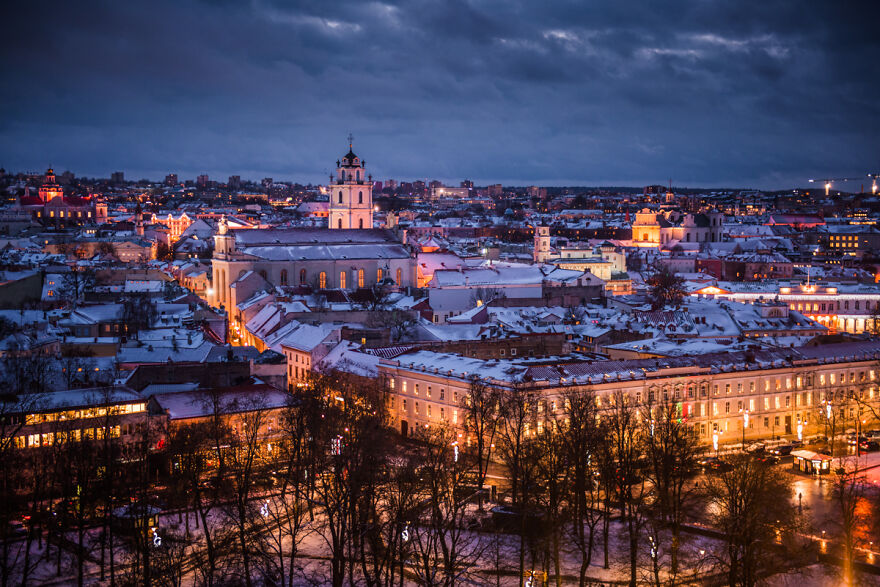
261, 177, 273, 190
527, 186, 547, 198
164, 173, 178, 186
111, 171, 125, 185
196, 174, 209, 189
487, 184, 503, 197
228, 175, 241, 190
460, 179, 474, 189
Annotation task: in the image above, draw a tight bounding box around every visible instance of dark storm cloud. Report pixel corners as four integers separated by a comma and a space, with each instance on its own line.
1, 0, 878, 187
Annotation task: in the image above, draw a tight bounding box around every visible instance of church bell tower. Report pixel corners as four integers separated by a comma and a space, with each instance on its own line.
329, 137, 373, 230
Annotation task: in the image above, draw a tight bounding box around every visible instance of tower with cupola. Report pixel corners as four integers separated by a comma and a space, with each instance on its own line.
329, 137, 373, 230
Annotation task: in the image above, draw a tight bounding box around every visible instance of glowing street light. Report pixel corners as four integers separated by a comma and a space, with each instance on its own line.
797, 419, 804, 442
712, 430, 719, 454
151, 527, 162, 548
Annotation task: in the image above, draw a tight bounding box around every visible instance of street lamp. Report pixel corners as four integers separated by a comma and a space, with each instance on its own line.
712, 430, 719, 455
742, 410, 749, 447
797, 419, 803, 442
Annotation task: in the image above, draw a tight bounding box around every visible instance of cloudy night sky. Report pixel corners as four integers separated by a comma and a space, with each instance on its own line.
2, 1, 879, 189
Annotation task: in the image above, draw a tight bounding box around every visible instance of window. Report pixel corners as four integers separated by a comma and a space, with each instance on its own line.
358, 218, 364, 229
319, 272, 327, 289
338, 191, 343, 203
358, 269, 364, 288
280, 269, 288, 286
439, 389, 445, 400
358, 191, 363, 204
340, 271, 346, 289
396, 268, 403, 285
338, 219, 342, 229
377, 268, 383, 282
300, 269, 307, 284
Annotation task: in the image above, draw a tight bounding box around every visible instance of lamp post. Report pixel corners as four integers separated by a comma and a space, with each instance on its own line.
713, 430, 719, 456
825, 400, 834, 457
400, 522, 410, 587
742, 410, 749, 448
797, 418, 803, 442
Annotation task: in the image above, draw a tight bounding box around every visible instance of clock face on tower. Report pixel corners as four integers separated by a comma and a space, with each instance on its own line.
329, 140, 373, 230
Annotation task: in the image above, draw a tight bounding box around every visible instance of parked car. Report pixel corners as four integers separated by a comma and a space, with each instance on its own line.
866, 429, 880, 439
860, 439, 880, 452
845, 435, 865, 446
698, 456, 731, 473
755, 454, 780, 465
745, 442, 766, 454
6, 521, 26, 538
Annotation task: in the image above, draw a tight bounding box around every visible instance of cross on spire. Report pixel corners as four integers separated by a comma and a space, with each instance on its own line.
347, 133, 354, 149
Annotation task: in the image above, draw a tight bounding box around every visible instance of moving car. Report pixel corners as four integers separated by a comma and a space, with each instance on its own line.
860, 439, 880, 452
769, 444, 795, 456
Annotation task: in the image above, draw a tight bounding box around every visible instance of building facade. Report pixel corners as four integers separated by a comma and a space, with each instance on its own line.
376, 342, 880, 445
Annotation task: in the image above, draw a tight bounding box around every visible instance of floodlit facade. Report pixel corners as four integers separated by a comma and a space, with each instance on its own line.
378, 342, 880, 445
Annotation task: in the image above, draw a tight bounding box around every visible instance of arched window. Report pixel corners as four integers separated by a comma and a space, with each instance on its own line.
300, 269, 307, 284
356, 170, 360, 181
396, 268, 402, 285
340, 271, 346, 289
377, 268, 383, 282
338, 191, 343, 203
358, 191, 363, 204
357, 269, 364, 288
338, 218, 342, 229
319, 271, 327, 289
358, 218, 364, 229
280, 269, 288, 286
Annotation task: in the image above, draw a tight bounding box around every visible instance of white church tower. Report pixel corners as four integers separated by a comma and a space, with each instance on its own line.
329, 137, 373, 230
533, 225, 551, 263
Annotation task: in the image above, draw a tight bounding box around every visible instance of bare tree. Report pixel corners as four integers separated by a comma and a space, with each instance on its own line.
830, 459, 867, 586
60, 267, 96, 307
408, 424, 484, 587
461, 376, 502, 511
530, 417, 569, 587
562, 389, 605, 584
255, 399, 313, 587
0, 354, 50, 587
304, 371, 389, 587
224, 397, 272, 587
704, 454, 805, 587
604, 390, 647, 587
640, 396, 700, 585
497, 383, 540, 583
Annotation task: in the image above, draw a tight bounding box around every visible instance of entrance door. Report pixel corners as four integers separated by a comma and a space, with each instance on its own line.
785, 415, 792, 435
401, 420, 408, 437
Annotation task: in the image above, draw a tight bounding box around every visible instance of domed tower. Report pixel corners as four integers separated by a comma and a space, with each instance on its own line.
38, 167, 63, 203
329, 137, 373, 230
213, 215, 235, 257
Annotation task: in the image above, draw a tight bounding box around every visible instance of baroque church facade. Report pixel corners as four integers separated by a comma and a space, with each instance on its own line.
210, 144, 415, 310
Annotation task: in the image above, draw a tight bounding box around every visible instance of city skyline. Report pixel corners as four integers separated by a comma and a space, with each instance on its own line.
2, 1, 878, 188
